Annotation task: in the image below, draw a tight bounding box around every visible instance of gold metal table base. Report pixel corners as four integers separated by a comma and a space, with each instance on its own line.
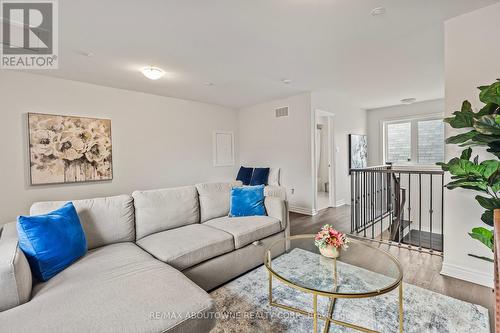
268, 271, 404, 333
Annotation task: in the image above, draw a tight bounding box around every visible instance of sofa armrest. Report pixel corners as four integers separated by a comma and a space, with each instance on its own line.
264, 196, 289, 232
264, 185, 287, 201
0, 222, 32, 312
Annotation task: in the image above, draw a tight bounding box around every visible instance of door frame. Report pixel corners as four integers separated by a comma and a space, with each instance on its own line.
312, 109, 336, 213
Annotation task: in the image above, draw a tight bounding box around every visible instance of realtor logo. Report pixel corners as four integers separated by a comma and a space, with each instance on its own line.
1, 0, 58, 69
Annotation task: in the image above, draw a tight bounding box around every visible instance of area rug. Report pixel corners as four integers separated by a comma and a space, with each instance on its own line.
210, 248, 489, 333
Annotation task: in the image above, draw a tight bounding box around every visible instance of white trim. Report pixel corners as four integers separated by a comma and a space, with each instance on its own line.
440, 262, 493, 288
335, 199, 346, 207
312, 109, 336, 213
289, 205, 318, 216
212, 130, 235, 167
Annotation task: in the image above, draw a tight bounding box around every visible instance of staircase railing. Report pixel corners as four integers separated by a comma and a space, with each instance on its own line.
350, 165, 445, 254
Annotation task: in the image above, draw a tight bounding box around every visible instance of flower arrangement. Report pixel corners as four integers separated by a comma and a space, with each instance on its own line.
314, 224, 349, 258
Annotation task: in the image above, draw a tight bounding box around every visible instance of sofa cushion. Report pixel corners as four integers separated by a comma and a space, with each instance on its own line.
0, 222, 32, 312
137, 224, 234, 270
236, 167, 253, 185
30, 195, 135, 250
195, 181, 242, 222
250, 167, 270, 185
229, 185, 266, 217
0, 243, 215, 333
133, 186, 199, 240
18, 202, 87, 282
203, 215, 282, 249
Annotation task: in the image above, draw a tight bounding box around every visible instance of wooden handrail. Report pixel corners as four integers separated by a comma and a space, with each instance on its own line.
494, 209, 500, 332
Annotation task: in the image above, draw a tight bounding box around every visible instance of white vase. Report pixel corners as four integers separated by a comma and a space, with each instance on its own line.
319, 245, 340, 259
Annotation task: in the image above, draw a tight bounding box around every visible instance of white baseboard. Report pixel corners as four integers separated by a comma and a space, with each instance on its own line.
440, 262, 493, 288
335, 199, 346, 207
289, 205, 317, 216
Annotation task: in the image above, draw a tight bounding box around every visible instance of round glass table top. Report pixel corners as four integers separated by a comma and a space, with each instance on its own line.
264, 235, 403, 297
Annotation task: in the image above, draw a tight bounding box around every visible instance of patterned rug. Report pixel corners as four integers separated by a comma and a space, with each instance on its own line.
210, 248, 489, 333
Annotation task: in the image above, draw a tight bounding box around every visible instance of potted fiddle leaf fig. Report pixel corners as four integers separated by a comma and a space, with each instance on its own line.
439, 80, 500, 261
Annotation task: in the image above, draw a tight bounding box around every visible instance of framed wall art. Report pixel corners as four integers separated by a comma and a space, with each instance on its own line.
28, 113, 113, 185
349, 134, 367, 173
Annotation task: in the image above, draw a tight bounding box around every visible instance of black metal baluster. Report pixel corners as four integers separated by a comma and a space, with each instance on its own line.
363, 171, 367, 237
371, 171, 375, 239
429, 174, 433, 252
351, 170, 354, 233
441, 173, 444, 253
408, 173, 411, 249
399, 172, 402, 245
380, 171, 383, 240
418, 174, 422, 250
359, 171, 362, 234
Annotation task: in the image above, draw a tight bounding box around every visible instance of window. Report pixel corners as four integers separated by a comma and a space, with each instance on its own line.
386, 122, 411, 163
384, 116, 444, 165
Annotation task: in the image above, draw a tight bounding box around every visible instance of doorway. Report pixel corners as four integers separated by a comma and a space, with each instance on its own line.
314, 110, 335, 212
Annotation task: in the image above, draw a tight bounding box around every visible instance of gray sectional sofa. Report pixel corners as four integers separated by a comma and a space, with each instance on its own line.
0, 181, 289, 332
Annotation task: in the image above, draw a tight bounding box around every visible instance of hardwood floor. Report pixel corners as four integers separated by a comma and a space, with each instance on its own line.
290, 206, 495, 331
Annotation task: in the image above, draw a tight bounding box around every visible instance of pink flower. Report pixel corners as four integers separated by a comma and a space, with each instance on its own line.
314, 224, 348, 250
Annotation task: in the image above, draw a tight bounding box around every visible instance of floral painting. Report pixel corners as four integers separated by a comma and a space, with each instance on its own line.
28, 113, 113, 185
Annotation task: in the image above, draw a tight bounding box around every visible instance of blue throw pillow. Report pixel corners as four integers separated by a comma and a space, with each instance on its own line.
17, 202, 87, 282
236, 166, 254, 185
250, 167, 270, 186
230, 185, 266, 217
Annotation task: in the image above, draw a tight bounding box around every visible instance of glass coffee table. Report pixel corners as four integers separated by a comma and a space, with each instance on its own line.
264, 235, 403, 333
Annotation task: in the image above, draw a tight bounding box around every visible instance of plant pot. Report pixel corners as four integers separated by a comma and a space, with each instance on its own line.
319, 245, 340, 259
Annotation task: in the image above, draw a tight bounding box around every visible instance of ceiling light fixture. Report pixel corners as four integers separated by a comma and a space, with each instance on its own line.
371, 7, 386, 16
141, 66, 165, 80
401, 98, 417, 104
281, 79, 292, 84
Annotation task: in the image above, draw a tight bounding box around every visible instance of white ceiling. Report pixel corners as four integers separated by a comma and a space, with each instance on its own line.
27, 0, 500, 109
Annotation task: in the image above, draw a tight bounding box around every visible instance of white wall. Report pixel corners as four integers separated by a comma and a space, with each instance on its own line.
238, 93, 313, 213
311, 90, 367, 207
442, 2, 500, 287
0, 72, 239, 224
367, 99, 445, 166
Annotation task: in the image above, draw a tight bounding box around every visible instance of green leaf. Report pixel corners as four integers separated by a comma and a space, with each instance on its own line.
474, 115, 500, 135
480, 160, 500, 179
492, 182, 500, 194
446, 159, 497, 178
446, 131, 478, 144
460, 148, 472, 160
475, 103, 500, 118
461, 100, 473, 112
475, 195, 500, 210
479, 81, 500, 105
469, 227, 494, 251
444, 106, 475, 128
481, 210, 494, 226
445, 179, 488, 192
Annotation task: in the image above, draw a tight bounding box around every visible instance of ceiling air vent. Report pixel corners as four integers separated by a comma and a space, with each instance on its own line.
275, 106, 289, 118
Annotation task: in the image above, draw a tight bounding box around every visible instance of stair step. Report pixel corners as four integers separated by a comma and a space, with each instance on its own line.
401, 230, 443, 252
391, 219, 411, 230
400, 219, 411, 230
